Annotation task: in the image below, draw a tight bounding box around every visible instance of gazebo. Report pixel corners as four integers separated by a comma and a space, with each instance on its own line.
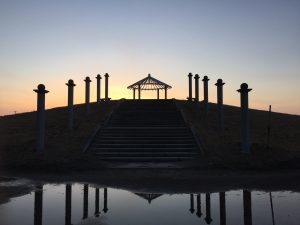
127, 74, 172, 99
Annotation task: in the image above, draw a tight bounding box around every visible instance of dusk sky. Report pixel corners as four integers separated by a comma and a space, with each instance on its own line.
0, 0, 299, 115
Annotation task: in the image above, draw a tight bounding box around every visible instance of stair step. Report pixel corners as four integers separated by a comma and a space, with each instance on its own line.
99, 131, 191, 135
94, 152, 198, 157
94, 140, 195, 143
98, 134, 192, 136
90, 147, 198, 151
96, 136, 193, 139
95, 138, 194, 142
103, 126, 188, 129
91, 143, 196, 147
90, 148, 197, 152
95, 156, 194, 162
95, 137, 194, 143
101, 130, 190, 131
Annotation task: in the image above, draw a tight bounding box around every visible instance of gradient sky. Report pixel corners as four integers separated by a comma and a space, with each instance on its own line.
0, 0, 299, 115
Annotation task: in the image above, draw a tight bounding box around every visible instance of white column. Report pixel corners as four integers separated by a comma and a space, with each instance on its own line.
96, 74, 102, 103
104, 73, 109, 101
188, 73, 193, 101
33, 84, 49, 152
202, 76, 210, 114
215, 79, 225, 131
84, 77, 91, 115
237, 83, 252, 153
194, 74, 200, 102
66, 79, 76, 130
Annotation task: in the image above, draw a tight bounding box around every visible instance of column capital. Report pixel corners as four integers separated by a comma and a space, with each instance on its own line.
215, 79, 225, 86
237, 83, 252, 93
194, 74, 200, 79
34, 84, 49, 94
84, 76, 91, 82
104, 73, 109, 78
96, 74, 102, 79
66, 79, 76, 87
202, 76, 210, 82
188, 72, 193, 77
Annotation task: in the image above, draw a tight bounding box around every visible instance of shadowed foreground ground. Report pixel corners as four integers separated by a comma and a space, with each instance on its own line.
0, 99, 300, 170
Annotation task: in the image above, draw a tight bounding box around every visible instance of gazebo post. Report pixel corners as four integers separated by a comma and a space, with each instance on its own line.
138, 85, 141, 99
157, 89, 159, 99
164, 87, 167, 99
133, 89, 136, 100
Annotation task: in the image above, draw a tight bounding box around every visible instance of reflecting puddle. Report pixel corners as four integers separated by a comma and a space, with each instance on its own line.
0, 183, 299, 225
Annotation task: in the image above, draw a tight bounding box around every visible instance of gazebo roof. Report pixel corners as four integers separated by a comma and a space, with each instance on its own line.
127, 74, 172, 90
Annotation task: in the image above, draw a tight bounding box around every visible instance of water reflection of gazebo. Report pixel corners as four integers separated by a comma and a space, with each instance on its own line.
127, 74, 172, 100
134, 192, 163, 204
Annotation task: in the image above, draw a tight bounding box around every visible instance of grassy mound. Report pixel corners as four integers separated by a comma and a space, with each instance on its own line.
0, 101, 118, 169
178, 100, 300, 169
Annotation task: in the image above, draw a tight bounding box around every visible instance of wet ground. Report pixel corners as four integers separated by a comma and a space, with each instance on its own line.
0, 169, 300, 225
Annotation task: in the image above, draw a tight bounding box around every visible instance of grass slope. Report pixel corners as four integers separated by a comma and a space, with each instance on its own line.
0, 101, 118, 169
178, 100, 300, 169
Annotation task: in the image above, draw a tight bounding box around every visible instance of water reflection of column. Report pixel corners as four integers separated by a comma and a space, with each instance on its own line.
205, 193, 212, 224
65, 184, 72, 225
103, 188, 108, 213
34, 185, 43, 225
95, 188, 100, 217
219, 192, 226, 225
83, 184, 89, 219
189, 194, 195, 213
196, 194, 202, 217
243, 190, 252, 225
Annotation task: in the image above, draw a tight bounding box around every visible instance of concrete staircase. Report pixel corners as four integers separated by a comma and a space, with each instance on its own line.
88, 100, 200, 162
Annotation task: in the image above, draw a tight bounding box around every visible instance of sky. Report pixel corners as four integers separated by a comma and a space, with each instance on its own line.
0, 0, 299, 115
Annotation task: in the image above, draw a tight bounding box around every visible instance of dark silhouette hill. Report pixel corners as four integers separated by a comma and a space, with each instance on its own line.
0, 100, 300, 170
